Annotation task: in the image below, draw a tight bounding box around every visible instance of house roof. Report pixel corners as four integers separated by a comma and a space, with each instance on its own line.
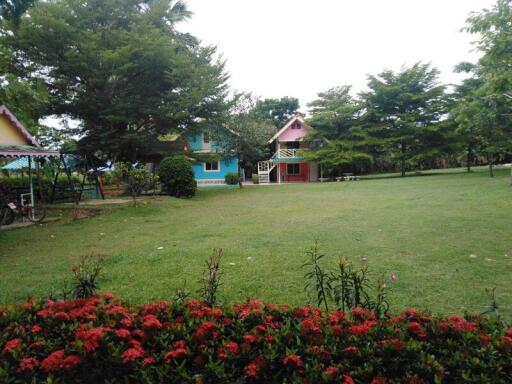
267, 114, 311, 144
0, 105, 40, 147
0, 144, 60, 158
0, 105, 59, 158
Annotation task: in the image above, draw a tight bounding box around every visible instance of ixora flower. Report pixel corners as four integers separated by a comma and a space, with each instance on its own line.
243, 334, 258, 344
76, 326, 108, 352
164, 348, 187, 362
343, 345, 358, 354
349, 321, 375, 335
244, 362, 259, 378
142, 314, 162, 330
41, 350, 81, 372
407, 321, 424, 333
225, 341, 240, 355
115, 328, 131, 339
283, 354, 303, 369
17, 357, 39, 372
1, 297, 512, 382
404, 308, 420, 318
323, 366, 339, 378
122, 347, 144, 363
351, 307, 376, 320
193, 321, 217, 341
2, 338, 21, 354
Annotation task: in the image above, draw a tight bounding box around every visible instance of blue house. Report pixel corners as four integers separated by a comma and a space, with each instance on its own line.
185, 129, 239, 186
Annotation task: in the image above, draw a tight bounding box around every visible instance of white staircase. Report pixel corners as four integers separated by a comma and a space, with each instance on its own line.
257, 160, 276, 184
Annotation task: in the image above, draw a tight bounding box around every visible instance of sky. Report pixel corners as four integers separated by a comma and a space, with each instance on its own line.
180, 0, 496, 111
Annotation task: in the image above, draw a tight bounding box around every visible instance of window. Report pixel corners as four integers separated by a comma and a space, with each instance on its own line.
287, 163, 300, 175
291, 122, 301, 129
204, 161, 219, 172
203, 132, 210, 144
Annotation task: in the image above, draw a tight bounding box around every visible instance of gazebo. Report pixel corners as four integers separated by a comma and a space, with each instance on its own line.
0, 105, 59, 208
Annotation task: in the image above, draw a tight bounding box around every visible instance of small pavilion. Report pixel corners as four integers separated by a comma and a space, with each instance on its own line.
0, 105, 59, 205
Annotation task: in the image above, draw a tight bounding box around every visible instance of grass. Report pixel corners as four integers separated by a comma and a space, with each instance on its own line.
0, 167, 511, 316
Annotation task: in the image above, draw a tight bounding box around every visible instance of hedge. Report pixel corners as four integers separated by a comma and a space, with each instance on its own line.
224, 172, 239, 185
1, 295, 511, 383
157, 156, 196, 198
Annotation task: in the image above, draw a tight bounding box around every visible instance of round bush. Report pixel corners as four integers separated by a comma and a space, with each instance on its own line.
157, 156, 196, 198
224, 172, 239, 185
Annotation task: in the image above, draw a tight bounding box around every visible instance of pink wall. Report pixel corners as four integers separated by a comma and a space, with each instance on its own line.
278, 125, 307, 142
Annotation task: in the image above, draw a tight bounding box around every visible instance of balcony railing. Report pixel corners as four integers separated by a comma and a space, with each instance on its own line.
274, 149, 305, 159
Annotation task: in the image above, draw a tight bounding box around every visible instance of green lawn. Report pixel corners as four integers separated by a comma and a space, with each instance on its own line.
1, 167, 511, 316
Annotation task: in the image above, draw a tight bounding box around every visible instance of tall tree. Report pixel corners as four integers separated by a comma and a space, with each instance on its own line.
252, 96, 300, 128
0, 75, 49, 136
360, 63, 448, 176
451, 63, 486, 173
218, 93, 276, 188
307, 85, 361, 140
460, 0, 512, 176
1, 0, 229, 161
0, 0, 36, 26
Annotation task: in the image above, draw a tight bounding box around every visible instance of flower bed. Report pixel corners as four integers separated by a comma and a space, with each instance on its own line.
1, 295, 511, 383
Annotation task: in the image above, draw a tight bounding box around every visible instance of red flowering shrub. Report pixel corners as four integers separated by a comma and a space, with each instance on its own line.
0, 294, 511, 383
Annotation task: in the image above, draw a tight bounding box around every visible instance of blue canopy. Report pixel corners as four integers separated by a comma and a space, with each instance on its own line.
2, 157, 29, 170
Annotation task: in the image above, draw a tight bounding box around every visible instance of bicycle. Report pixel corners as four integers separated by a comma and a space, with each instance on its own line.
0, 187, 46, 225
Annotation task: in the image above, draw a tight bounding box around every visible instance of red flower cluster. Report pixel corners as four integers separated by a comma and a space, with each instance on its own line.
41, 350, 80, 372
349, 320, 375, 335
17, 357, 38, 372
122, 347, 144, 363
2, 338, 21, 354
283, 354, 303, 369
142, 314, 162, 330
193, 321, 217, 341
1, 296, 510, 383
234, 300, 265, 320
351, 307, 376, 320
76, 326, 108, 352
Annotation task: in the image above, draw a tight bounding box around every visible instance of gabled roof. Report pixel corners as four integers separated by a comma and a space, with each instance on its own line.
0, 105, 59, 158
268, 114, 310, 144
0, 105, 40, 148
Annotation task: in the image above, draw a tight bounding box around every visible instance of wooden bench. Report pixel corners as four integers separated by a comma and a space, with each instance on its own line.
343, 173, 359, 181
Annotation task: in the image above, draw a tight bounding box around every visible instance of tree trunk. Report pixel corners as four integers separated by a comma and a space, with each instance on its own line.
400, 142, 406, 177
488, 152, 494, 178
238, 159, 243, 189
466, 144, 472, 173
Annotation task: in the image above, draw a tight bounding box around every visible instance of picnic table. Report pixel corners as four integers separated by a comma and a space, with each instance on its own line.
342, 173, 359, 181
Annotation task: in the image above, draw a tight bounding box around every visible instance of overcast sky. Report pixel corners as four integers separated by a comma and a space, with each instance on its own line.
180, 0, 496, 111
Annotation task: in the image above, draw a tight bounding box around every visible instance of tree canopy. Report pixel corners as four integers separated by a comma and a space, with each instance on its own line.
252, 96, 300, 128
1, 0, 229, 161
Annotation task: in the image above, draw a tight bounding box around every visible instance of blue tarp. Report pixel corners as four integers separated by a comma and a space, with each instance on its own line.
2, 157, 29, 170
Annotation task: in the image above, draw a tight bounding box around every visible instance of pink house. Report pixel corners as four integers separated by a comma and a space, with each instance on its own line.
257, 115, 319, 183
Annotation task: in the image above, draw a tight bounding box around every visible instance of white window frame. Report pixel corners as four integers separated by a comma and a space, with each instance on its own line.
287, 163, 300, 175
204, 160, 220, 172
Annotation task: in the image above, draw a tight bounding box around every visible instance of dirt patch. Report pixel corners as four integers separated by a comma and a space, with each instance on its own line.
70, 207, 99, 219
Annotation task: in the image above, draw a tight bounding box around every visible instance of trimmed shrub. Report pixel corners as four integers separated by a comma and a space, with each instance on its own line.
157, 156, 196, 198
224, 172, 239, 185
252, 174, 259, 184
1, 295, 511, 383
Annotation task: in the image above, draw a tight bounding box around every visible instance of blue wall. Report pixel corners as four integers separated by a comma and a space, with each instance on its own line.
187, 132, 225, 152
192, 155, 239, 182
